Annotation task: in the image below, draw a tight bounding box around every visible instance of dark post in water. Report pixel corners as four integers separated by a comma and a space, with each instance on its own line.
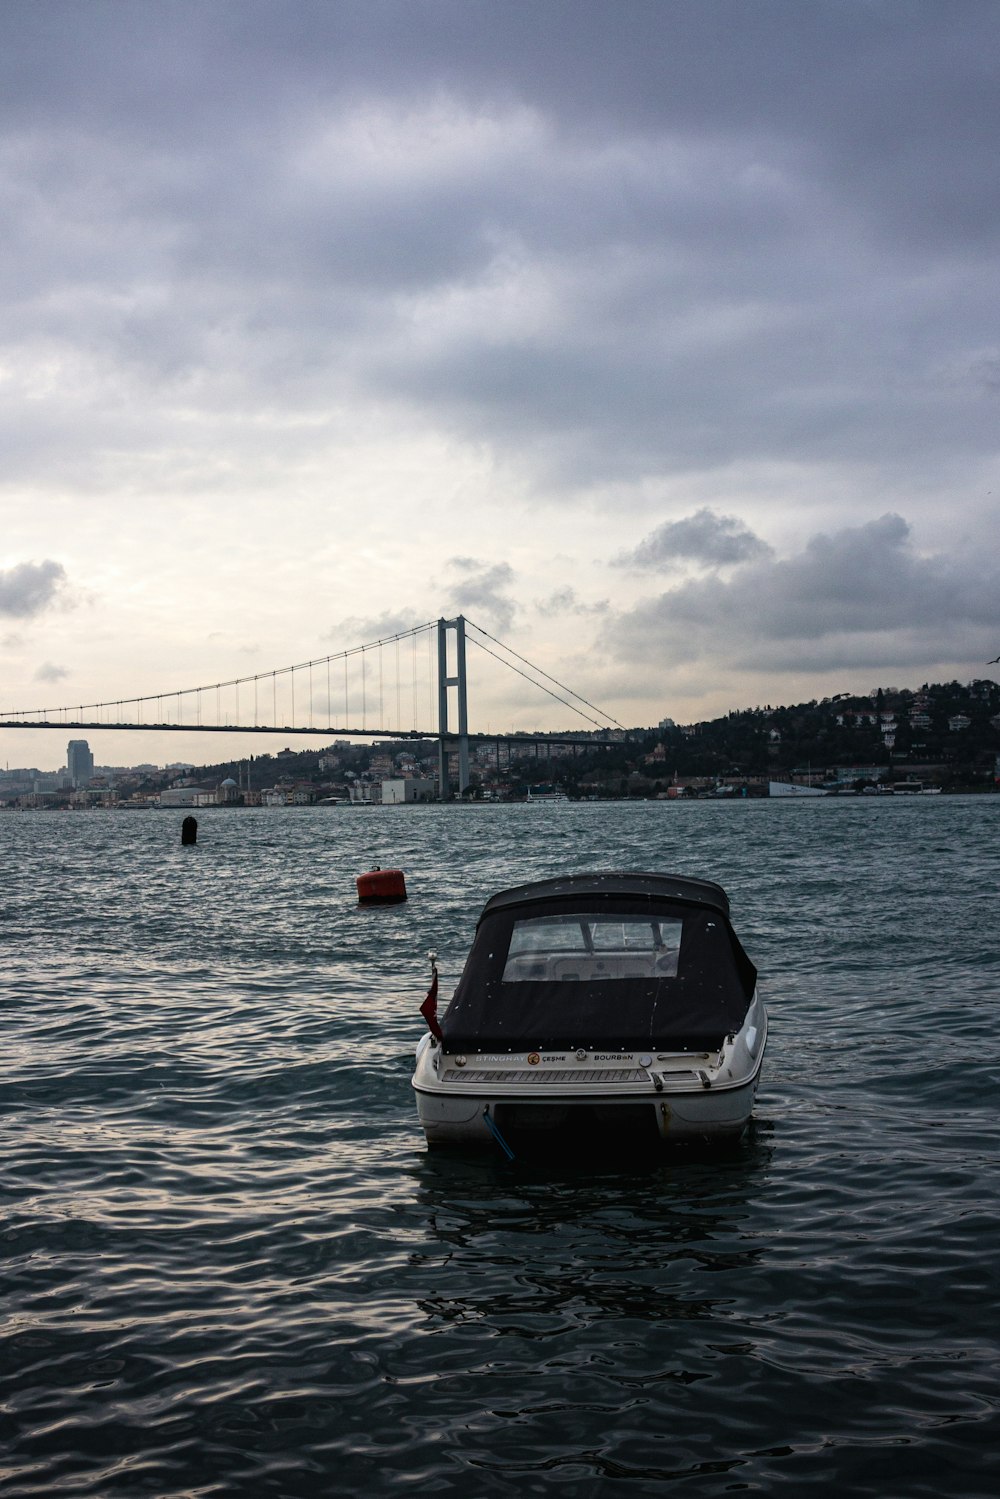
181, 815, 198, 846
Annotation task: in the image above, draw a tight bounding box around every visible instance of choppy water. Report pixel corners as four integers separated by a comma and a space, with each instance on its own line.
2, 799, 999, 1496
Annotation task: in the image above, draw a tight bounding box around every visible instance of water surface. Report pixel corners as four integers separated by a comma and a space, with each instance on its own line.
3, 800, 999, 1495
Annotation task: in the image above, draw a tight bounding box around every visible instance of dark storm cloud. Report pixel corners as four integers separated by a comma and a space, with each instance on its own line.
0, 561, 68, 618
603, 514, 999, 672
2, 1, 999, 497
614, 509, 773, 571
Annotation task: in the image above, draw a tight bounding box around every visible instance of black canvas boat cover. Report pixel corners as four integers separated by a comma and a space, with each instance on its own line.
440, 872, 757, 1053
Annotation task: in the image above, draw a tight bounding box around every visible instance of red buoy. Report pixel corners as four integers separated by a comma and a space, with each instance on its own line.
356, 866, 407, 905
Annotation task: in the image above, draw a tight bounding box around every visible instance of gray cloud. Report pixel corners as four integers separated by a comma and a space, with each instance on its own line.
34, 661, 69, 683
445, 558, 516, 633
0, 1, 998, 507
603, 513, 999, 673
326, 610, 430, 647
0, 561, 68, 618
1, 2, 999, 732
614, 509, 773, 571
535, 586, 609, 618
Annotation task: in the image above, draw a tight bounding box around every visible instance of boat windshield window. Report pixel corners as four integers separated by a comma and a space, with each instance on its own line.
501, 911, 683, 983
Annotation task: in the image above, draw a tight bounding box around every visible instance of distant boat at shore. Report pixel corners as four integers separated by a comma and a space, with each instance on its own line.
771, 778, 947, 799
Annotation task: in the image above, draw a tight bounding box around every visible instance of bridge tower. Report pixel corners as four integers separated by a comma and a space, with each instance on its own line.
437, 615, 470, 798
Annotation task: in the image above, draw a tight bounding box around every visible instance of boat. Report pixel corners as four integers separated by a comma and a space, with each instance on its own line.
412, 871, 766, 1150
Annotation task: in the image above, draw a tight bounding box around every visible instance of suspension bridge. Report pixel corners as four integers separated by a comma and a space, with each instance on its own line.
0, 616, 626, 796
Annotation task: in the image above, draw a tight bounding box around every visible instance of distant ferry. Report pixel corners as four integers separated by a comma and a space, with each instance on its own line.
768, 781, 826, 798
526, 785, 569, 802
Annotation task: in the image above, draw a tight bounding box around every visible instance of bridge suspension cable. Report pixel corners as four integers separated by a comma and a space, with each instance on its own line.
463, 617, 626, 732
0, 620, 439, 733
0, 613, 625, 745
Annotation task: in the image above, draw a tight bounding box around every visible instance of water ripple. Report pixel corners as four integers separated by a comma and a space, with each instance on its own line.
2, 800, 1000, 1495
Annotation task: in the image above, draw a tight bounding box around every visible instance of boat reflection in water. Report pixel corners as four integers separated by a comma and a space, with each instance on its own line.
413, 872, 766, 1153
410, 1121, 774, 1332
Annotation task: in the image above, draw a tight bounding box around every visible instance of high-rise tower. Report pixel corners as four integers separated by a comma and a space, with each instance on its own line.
67, 740, 94, 788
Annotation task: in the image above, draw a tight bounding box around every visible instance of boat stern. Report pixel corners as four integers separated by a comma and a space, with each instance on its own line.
412, 996, 767, 1149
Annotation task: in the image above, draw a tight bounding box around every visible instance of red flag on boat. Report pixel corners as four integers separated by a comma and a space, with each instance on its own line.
420, 967, 443, 1041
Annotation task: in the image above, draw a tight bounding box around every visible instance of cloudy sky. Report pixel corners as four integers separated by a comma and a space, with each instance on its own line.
2, 0, 998, 771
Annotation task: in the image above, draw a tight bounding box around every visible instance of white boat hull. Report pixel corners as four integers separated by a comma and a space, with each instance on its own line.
413, 995, 767, 1148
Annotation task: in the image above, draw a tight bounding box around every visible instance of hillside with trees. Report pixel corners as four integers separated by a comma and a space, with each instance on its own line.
195, 678, 1000, 799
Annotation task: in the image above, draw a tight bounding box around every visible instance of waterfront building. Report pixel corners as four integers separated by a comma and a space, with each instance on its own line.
159, 787, 200, 808
381, 777, 436, 804
67, 739, 94, 788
